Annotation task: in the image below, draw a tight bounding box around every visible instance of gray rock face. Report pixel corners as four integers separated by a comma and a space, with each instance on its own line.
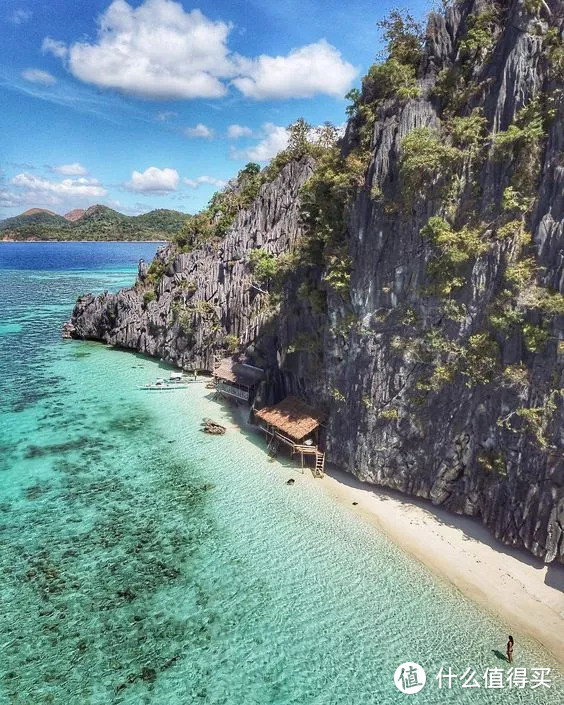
70, 158, 315, 371
68, 1, 563, 563
318, 0, 564, 563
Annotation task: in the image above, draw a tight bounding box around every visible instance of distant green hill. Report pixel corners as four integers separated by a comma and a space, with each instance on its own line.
0, 205, 189, 241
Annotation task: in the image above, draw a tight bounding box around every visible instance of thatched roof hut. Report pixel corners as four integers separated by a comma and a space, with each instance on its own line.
213, 358, 264, 388
254, 396, 326, 442
213, 357, 264, 403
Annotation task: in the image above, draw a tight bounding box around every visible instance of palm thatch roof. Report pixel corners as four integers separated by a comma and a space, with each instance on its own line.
213, 358, 264, 388
255, 396, 326, 441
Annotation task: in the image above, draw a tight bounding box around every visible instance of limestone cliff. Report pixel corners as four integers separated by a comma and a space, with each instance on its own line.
68, 159, 315, 370
321, 0, 564, 565
68, 0, 564, 563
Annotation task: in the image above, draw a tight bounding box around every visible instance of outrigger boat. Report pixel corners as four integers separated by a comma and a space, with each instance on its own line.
140, 372, 199, 390
140, 377, 188, 390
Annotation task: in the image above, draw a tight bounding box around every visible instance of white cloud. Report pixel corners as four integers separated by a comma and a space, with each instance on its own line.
125, 166, 179, 193
0, 188, 28, 209
11, 173, 107, 202
21, 69, 57, 86
231, 121, 345, 163
232, 40, 357, 100
231, 123, 289, 162
42, 37, 68, 59
10, 9, 32, 25
183, 175, 227, 189
335, 122, 347, 138
43, 0, 356, 102
53, 163, 88, 176
61, 0, 233, 100
227, 124, 253, 139
184, 123, 214, 139
155, 110, 177, 122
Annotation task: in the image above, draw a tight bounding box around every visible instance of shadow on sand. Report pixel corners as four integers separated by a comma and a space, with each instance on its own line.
207, 392, 564, 597
320, 462, 564, 591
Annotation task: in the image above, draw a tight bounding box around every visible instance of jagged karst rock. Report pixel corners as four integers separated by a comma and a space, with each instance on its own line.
67, 0, 563, 563
70, 158, 315, 371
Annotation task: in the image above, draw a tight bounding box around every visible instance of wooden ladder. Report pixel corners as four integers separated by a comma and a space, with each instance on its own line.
267, 436, 280, 458
313, 451, 325, 478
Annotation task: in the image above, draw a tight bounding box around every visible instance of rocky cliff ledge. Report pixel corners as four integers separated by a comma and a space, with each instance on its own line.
69, 158, 315, 371
68, 0, 563, 564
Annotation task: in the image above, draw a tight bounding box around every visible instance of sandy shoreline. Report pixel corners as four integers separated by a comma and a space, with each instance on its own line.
227, 405, 564, 665
317, 465, 564, 666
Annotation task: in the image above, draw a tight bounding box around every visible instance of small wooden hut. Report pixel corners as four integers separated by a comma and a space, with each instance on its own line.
213, 358, 264, 404
254, 396, 327, 476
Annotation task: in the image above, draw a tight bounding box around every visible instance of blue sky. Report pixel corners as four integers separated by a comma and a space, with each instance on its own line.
0, 0, 430, 218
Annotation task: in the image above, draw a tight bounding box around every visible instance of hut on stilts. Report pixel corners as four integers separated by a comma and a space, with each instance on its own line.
212, 358, 264, 405
254, 396, 327, 477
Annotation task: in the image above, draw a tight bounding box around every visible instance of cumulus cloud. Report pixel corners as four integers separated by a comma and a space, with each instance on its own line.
11, 173, 107, 202
184, 123, 214, 139
21, 69, 57, 86
60, 0, 233, 100
43, 0, 356, 101
231, 40, 357, 100
42, 37, 68, 59
125, 166, 179, 193
183, 175, 227, 189
227, 124, 253, 139
231, 123, 289, 162
53, 163, 88, 176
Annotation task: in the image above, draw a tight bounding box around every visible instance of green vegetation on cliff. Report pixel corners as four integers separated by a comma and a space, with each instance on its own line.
157, 5, 562, 452
173, 121, 340, 252
67, 0, 564, 564
174, 162, 263, 250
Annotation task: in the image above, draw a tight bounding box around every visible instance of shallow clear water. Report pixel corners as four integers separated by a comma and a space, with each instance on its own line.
0, 242, 562, 705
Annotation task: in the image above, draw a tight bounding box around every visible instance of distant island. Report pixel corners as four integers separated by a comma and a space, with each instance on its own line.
0, 205, 190, 242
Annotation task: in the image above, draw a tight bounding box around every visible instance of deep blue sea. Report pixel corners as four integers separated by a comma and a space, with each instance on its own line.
0, 242, 562, 705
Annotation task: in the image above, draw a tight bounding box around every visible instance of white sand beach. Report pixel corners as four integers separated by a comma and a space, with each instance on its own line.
228, 404, 564, 665
316, 466, 564, 666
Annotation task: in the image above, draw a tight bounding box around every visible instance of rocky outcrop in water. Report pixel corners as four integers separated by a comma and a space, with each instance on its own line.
68, 0, 563, 563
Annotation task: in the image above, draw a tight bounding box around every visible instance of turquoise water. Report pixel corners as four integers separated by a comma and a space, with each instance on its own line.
0, 242, 562, 705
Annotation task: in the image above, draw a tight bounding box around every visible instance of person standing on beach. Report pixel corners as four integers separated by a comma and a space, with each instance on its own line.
507, 635, 514, 663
